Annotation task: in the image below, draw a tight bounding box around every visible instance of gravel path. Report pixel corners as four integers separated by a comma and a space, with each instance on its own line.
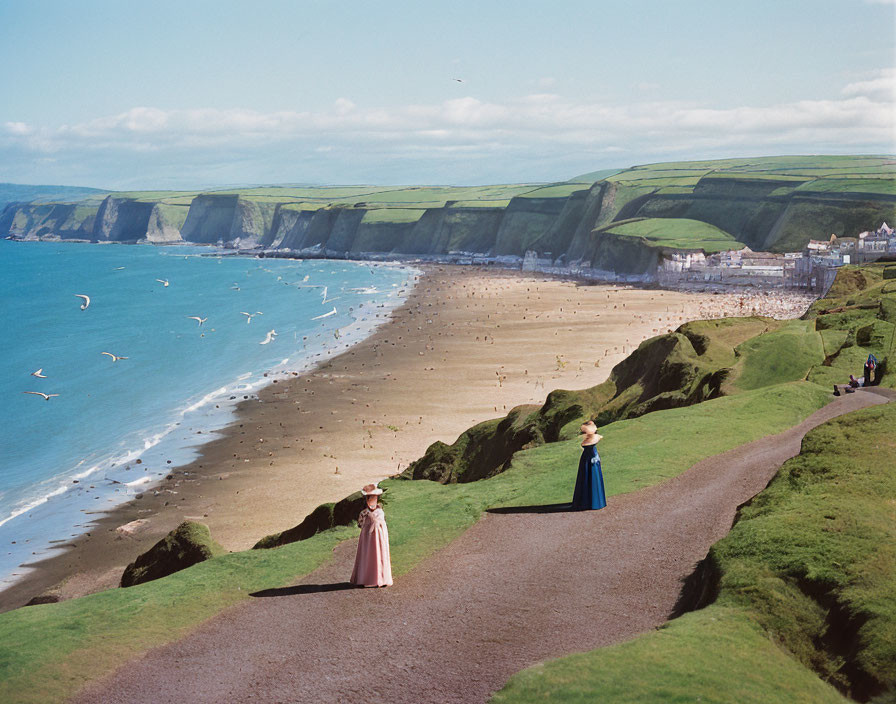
73, 390, 893, 704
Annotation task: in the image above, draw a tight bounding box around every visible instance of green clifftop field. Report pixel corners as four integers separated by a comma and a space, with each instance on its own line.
3, 156, 894, 275
1, 265, 893, 703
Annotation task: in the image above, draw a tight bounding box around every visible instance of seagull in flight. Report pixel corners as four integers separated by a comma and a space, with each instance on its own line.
101, 352, 129, 362
23, 391, 59, 401
31, 368, 47, 378
241, 311, 263, 324
156, 279, 169, 287
259, 329, 278, 345
187, 316, 207, 326
75, 294, 90, 310
311, 307, 337, 321
452, 78, 464, 83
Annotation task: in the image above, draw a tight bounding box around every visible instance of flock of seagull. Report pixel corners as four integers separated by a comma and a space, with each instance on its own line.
23, 267, 344, 402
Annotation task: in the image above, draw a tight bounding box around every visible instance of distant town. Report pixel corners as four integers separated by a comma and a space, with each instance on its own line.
655, 221, 896, 292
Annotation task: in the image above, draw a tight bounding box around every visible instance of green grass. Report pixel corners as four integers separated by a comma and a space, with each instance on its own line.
492, 401, 896, 704
730, 320, 825, 391
493, 607, 847, 704
795, 178, 896, 196
0, 527, 355, 704
360, 208, 426, 224
711, 403, 896, 693
516, 183, 591, 199
600, 217, 744, 252
448, 199, 512, 208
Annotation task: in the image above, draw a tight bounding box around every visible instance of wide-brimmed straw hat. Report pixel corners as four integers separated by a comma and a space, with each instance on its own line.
362, 483, 383, 496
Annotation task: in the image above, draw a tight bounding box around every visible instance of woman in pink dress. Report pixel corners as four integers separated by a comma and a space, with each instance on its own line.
350, 483, 393, 587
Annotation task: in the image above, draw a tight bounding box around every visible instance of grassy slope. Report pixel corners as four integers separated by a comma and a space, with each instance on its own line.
599, 217, 745, 252
0, 382, 829, 703
495, 402, 896, 703
804, 264, 896, 390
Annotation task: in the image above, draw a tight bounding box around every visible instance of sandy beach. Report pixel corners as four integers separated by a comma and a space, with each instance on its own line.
0, 265, 815, 611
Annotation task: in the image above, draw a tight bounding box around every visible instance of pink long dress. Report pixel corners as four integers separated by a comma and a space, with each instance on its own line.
350, 506, 393, 587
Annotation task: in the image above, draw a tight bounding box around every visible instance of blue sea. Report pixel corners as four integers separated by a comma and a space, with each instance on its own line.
0, 240, 416, 585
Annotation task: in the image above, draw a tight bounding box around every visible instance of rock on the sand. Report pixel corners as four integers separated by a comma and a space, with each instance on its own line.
120, 521, 224, 588
116, 519, 150, 536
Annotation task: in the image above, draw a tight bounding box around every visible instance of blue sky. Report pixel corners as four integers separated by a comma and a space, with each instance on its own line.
1, 0, 894, 189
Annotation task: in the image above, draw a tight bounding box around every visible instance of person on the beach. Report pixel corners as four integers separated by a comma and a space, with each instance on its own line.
350, 483, 393, 587
571, 420, 607, 511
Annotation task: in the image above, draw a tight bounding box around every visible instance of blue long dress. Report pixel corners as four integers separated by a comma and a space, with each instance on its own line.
572, 443, 607, 510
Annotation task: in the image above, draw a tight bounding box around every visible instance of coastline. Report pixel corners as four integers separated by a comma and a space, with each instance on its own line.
0, 265, 816, 612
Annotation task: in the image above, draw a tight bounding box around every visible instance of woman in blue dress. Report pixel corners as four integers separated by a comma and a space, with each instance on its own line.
572, 420, 607, 510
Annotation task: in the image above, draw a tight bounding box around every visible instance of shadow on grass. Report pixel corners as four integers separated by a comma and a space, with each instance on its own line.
250, 582, 359, 598
486, 503, 572, 514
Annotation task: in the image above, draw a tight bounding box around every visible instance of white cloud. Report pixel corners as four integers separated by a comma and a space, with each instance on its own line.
842, 67, 896, 102
4, 121, 31, 135
1, 69, 893, 188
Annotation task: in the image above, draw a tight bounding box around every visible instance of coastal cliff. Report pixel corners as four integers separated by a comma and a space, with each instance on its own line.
3, 156, 894, 274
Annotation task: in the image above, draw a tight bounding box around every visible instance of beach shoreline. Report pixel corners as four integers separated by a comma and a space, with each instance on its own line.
0, 265, 817, 612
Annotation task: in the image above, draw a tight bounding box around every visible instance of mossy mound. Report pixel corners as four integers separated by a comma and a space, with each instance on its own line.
253, 491, 372, 549
400, 404, 544, 483
403, 317, 771, 484
120, 522, 224, 588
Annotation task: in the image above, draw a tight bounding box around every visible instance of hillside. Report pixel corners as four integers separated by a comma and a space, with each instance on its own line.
2, 157, 893, 276
1, 264, 893, 703
0, 183, 107, 212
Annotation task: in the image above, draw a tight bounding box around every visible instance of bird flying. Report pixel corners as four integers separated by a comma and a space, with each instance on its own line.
101, 352, 128, 362
23, 391, 59, 401
311, 307, 337, 321
156, 279, 169, 287
31, 368, 47, 378
452, 78, 464, 83
241, 311, 263, 324
259, 329, 278, 345
75, 294, 90, 310
187, 316, 207, 326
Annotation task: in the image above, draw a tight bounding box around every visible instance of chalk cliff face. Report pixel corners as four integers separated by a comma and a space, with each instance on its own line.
3, 159, 893, 276
179, 194, 240, 244
0, 202, 95, 240
92, 196, 156, 242
145, 204, 189, 243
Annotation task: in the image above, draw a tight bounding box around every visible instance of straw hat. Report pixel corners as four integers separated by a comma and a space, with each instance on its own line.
362, 483, 383, 496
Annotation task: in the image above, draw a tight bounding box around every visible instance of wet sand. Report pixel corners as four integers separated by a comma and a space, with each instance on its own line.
0, 266, 815, 611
